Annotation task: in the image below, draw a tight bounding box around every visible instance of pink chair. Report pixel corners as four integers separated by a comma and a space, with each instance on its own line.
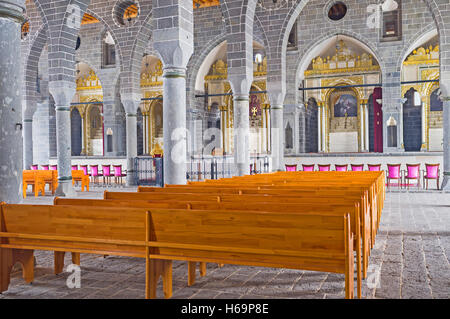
50, 165, 58, 170
368, 164, 381, 171
41, 165, 49, 170
302, 164, 315, 171
335, 164, 348, 171
318, 164, 331, 172
351, 164, 364, 171
113, 165, 127, 185
423, 164, 440, 190
404, 164, 421, 189
387, 164, 401, 189
71, 165, 78, 171
285, 164, 297, 172
102, 165, 112, 185
80, 165, 89, 176
90, 165, 102, 184
31, 165, 39, 170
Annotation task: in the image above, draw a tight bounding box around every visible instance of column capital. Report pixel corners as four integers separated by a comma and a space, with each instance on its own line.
228, 74, 253, 97
120, 93, 141, 114
163, 66, 187, 78
48, 81, 76, 107
0, 0, 25, 23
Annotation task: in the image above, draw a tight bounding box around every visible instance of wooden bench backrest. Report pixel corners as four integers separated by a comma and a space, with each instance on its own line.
0, 204, 147, 257
22, 170, 36, 182
147, 208, 351, 275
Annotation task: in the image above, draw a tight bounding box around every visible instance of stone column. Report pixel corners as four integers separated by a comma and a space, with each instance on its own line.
48, 82, 76, 197
23, 118, 33, 169
382, 73, 403, 152
270, 106, 284, 171
121, 95, 140, 186
441, 78, 450, 190
0, 0, 25, 203
233, 94, 250, 176
163, 67, 188, 185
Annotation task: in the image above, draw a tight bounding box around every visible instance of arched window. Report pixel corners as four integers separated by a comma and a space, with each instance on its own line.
430, 88, 443, 112
102, 31, 116, 67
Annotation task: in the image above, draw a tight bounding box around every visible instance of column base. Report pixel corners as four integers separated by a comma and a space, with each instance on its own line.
55, 180, 77, 197
441, 174, 450, 191
126, 171, 136, 187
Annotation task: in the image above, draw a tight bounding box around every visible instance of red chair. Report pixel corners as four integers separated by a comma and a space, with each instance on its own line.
71, 165, 78, 171
302, 164, 315, 171
423, 164, 440, 190
386, 164, 401, 189
404, 164, 421, 189
50, 165, 57, 170
113, 165, 127, 185
41, 165, 49, 170
80, 165, 89, 176
90, 165, 102, 184
335, 164, 348, 171
102, 165, 112, 185
368, 164, 381, 171
285, 164, 297, 172
351, 164, 364, 171
318, 164, 330, 172
31, 165, 39, 170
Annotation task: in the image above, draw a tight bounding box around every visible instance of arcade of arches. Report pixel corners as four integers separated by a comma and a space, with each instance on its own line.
0, 0, 447, 195
0, 0, 449, 302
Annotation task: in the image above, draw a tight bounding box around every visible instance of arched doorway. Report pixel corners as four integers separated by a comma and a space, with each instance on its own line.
71, 107, 82, 156
305, 97, 318, 153
87, 104, 104, 156
326, 88, 359, 153
403, 88, 422, 152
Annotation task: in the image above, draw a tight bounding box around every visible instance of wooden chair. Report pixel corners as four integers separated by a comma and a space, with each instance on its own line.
351, 164, 364, 172
335, 164, 348, 171
22, 170, 45, 198
302, 164, 315, 171
113, 165, 127, 185
72, 170, 89, 192
285, 164, 297, 172
37, 170, 58, 195
423, 163, 440, 190
386, 164, 401, 189
318, 164, 331, 171
404, 164, 421, 189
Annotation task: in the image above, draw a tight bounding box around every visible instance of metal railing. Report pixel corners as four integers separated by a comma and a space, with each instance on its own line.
187, 155, 270, 181
133, 157, 164, 187
133, 155, 271, 186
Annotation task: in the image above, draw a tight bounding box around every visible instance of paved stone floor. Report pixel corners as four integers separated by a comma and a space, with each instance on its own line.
0, 187, 449, 299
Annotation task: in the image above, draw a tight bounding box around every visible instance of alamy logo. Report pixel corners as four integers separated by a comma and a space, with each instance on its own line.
366, 265, 381, 289
366, 4, 382, 30
66, 264, 81, 289
66, 4, 81, 30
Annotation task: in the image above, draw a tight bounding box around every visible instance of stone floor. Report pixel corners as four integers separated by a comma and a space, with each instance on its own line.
1, 187, 449, 299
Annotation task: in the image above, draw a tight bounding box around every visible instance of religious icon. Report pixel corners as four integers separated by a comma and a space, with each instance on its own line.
334, 94, 357, 117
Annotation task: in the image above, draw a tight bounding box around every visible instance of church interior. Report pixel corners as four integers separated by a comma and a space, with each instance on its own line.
0, 0, 448, 301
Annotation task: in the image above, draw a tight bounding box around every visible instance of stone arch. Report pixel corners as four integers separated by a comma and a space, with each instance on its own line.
295, 31, 385, 89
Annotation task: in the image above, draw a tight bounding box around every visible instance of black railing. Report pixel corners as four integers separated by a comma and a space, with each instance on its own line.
133, 157, 164, 187
187, 155, 270, 181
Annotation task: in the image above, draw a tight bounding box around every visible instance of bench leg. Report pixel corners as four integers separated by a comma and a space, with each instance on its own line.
54, 251, 65, 274
71, 253, 81, 265
199, 262, 207, 277
188, 261, 196, 286
146, 259, 173, 299
1, 248, 34, 293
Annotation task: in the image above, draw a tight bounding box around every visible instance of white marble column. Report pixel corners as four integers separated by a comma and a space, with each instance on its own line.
441, 78, 450, 190
121, 95, 140, 186
163, 67, 188, 185
49, 82, 76, 197
0, 0, 25, 203
23, 118, 33, 169
233, 94, 250, 176
270, 106, 284, 171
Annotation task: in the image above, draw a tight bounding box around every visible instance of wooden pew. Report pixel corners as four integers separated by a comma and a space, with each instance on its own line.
0, 203, 171, 299
72, 170, 90, 192
54, 197, 363, 297
22, 171, 45, 198
146, 208, 356, 299
37, 170, 58, 195
0, 203, 357, 299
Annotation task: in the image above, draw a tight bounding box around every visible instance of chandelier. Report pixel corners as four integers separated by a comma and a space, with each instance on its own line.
257, 0, 288, 12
